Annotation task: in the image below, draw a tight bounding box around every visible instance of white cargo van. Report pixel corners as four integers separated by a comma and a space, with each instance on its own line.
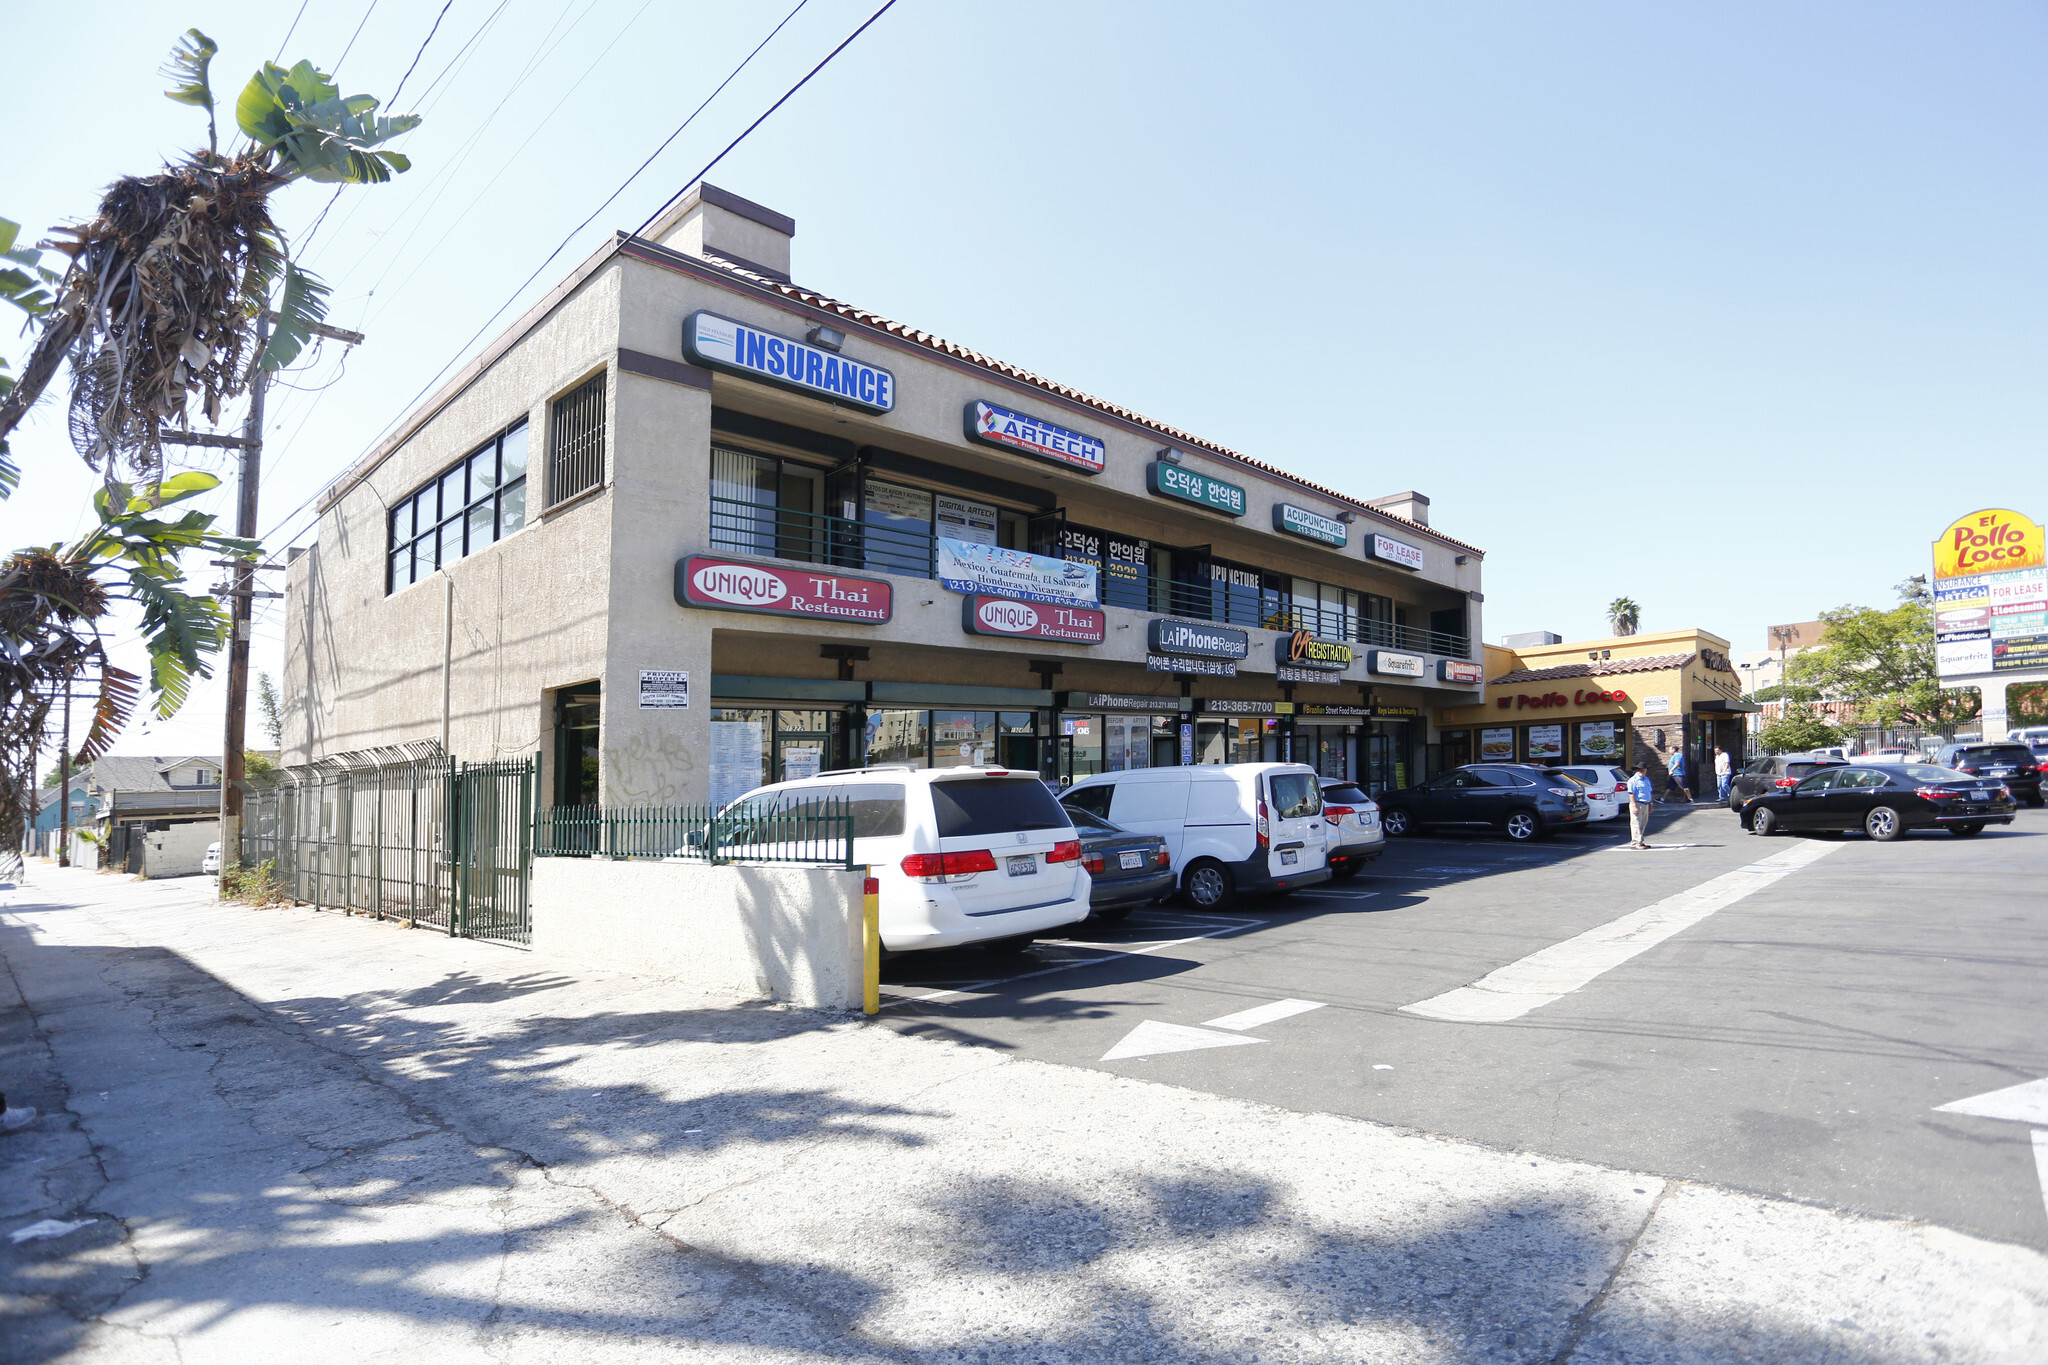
1061, 763, 1330, 909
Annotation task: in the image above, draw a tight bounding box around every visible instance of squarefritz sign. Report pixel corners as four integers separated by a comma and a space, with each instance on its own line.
676, 556, 892, 623
964, 401, 1105, 475
1273, 504, 1348, 547
1147, 459, 1247, 517
962, 594, 1105, 644
1149, 619, 1250, 660
1281, 630, 1352, 671
1438, 659, 1484, 684
1364, 649, 1426, 678
1365, 532, 1426, 572
682, 311, 894, 413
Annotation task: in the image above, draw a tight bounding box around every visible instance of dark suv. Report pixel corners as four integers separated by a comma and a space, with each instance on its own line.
1378, 764, 1589, 842
1727, 755, 1847, 811
1931, 743, 2043, 807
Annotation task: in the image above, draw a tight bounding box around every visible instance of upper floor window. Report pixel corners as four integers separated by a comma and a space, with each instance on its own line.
388, 421, 529, 593
550, 374, 606, 505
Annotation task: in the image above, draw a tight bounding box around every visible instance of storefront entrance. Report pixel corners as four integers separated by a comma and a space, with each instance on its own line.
1362, 723, 1412, 795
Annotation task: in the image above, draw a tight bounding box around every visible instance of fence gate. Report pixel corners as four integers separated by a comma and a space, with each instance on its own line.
448, 755, 537, 942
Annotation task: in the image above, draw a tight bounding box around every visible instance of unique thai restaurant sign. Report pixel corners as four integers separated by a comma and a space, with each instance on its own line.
1149, 619, 1250, 660
676, 556, 891, 623
682, 311, 895, 413
1932, 508, 2047, 678
961, 594, 1105, 644
1147, 459, 1247, 517
1365, 532, 1426, 572
1438, 659, 1484, 684
964, 401, 1106, 475
1364, 649, 1426, 678
1273, 504, 1348, 547
1281, 630, 1352, 671
936, 538, 1098, 608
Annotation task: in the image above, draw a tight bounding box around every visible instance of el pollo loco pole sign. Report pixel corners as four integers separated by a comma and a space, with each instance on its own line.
1934, 508, 2045, 578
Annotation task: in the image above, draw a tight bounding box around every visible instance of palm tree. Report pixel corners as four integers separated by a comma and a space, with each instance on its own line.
1608, 596, 1641, 637
0, 30, 419, 477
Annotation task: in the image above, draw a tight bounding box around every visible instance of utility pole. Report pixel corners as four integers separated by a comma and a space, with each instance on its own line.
57, 667, 73, 867
167, 312, 364, 873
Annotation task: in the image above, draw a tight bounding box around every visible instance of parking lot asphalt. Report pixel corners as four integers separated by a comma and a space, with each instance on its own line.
879, 802, 2048, 1247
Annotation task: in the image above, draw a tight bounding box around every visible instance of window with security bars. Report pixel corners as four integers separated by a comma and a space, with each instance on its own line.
549, 373, 606, 505
387, 422, 529, 593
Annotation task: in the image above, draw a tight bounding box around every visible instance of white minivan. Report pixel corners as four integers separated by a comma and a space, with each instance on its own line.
715, 766, 1090, 952
1060, 763, 1331, 910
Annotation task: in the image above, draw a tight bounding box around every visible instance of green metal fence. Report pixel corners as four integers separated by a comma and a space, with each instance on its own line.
534, 797, 855, 868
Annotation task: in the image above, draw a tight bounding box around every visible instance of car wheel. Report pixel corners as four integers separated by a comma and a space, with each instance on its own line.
1864, 805, 1903, 842
1504, 809, 1541, 842
1332, 861, 1364, 880
1949, 822, 1985, 837
1380, 807, 1413, 837
1752, 807, 1779, 836
1182, 859, 1236, 911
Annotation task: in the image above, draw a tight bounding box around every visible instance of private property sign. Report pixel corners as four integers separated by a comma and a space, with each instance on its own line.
675, 556, 893, 623
964, 401, 1106, 475
961, 594, 1106, 643
682, 311, 895, 413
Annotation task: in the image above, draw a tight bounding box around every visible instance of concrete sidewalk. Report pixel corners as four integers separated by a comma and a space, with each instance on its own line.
2, 866, 2042, 1363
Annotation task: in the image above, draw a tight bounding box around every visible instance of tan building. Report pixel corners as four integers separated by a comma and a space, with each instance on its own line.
1435, 629, 1754, 784
284, 184, 1490, 807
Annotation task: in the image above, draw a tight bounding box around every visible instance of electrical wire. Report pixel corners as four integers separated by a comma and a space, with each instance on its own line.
334, 0, 382, 75
274, 0, 312, 59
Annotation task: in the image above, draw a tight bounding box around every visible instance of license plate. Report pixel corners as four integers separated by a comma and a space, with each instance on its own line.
1007, 854, 1036, 877
1988, 769, 2012, 777
1118, 850, 1144, 870
1280, 849, 1298, 866
1971, 789, 1991, 800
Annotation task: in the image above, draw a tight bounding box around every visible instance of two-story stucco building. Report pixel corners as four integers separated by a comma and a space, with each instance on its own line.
283, 184, 1489, 808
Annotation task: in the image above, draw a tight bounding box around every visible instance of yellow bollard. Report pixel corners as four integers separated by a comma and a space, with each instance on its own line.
862, 869, 881, 1016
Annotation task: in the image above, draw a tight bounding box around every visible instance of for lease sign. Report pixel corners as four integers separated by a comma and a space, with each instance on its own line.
675, 556, 892, 623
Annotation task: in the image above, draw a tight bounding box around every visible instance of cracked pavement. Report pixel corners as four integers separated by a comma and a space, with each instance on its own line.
2, 865, 2043, 1362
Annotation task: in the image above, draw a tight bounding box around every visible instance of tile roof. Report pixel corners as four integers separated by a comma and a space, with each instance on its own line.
624, 238, 1486, 558
1490, 652, 1697, 686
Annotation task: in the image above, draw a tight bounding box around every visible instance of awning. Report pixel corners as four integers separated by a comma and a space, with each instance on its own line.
1693, 698, 1762, 713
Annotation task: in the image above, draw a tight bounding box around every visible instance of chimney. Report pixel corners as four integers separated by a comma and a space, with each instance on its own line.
1367, 490, 1429, 526
643, 182, 795, 282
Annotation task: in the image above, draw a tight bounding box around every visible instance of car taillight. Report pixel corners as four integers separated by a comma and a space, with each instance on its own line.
1958, 766, 1979, 774
1082, 854, 1105, 874
1546, 786, 1578, 798
1913, 787, 1960, 801
1613, 782, 1628, 793
1774, 777, 1799, 788
1256, 797, 1270, 850
1156, 847, 1171, 867
1325, 804, 1354, 820
900, 849, 998, 879
1047, 839, 1082, 864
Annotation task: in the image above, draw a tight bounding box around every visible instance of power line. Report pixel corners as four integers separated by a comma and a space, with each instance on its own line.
335, 0, 383, 75
274, 0, 312, 59
389, 0, 455, 103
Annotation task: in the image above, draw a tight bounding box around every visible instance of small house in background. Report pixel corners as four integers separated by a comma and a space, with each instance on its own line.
33, 754, 276, 872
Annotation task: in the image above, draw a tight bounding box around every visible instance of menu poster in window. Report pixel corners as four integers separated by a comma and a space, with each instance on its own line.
1526, 724, 1564, 760
782, 745, 822, 782
709, 718, 765, 811
935, 494, 998, 547
1578, 721, 1618, 759
1480, 727, 1515, 761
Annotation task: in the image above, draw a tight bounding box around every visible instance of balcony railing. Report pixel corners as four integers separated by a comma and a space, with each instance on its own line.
709, 495, 1471, 659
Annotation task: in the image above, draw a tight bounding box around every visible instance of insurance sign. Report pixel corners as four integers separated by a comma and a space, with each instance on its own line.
964, 401, 1105, 474
675, 556, 892, 623
682, 310, 895, 413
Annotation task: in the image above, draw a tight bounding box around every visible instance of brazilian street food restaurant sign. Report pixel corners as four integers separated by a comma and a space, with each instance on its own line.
1147, 457, 1247, 517
676, 556, 892, 623
683, 311, 895, 413
1280, 630, 1352, 671
1273, 504, 1348, 548
964, 401, 1106, 475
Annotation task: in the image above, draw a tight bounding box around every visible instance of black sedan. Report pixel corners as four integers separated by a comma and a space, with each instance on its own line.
1740, 763, 2017, 841
1376, 764, 1590, 842
1063, 805, 1175, 920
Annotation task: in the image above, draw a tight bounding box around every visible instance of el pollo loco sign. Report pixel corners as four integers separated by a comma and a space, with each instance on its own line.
1497, 687, 1630, 711
1934, 508, 2045, 579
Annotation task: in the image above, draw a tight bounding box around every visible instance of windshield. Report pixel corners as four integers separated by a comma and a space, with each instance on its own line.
932, 777, 1070, 837
1955, 746, 2033, 764
1268, 772, 1322, 819
1321, 784, 1372, 805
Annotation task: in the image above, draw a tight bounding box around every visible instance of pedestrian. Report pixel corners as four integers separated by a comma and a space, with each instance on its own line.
1627, 765, 1656, 849
1716, 748, 1733, 802
1665, 747, 1692, 803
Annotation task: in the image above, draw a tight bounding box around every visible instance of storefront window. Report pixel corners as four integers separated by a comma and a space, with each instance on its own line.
1302, 725, 1354, 779
1478, 726, 1515, 763
1195, 718, 1268, 765
1576, 720, 1621, 764
931, 710, 998, 768
1064, 714, 1104, 781
1524, 723, 1566, 763
864, 709, 929, 766
709, 708, 771, 810
1440, 729, 1472, 769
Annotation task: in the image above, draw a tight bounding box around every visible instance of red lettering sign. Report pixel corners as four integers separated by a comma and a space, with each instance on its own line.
961, 593, 1105, 643
1499, 688, 1632, 710
675, 556, 893, 623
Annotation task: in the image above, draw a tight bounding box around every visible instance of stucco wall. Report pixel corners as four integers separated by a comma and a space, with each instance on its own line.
529, 857, 864, 1009
141, 820, 220, 878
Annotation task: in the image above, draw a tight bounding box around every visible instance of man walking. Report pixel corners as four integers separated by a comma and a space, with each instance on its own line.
1716, 748, 1734, 802
1666, 747, 1692, 803
1627, 765, 1656, 849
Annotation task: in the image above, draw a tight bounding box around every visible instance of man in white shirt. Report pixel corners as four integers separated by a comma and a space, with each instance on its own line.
1715, 748, 1734, 802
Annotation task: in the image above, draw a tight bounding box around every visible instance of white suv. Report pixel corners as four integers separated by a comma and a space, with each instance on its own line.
1548, 765, 1629, 823
717, 766, 1088, 952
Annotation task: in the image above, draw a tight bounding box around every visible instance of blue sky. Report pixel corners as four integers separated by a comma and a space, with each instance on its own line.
4, 1, 2043, 754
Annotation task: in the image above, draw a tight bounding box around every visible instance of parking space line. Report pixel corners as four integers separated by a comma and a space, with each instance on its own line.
1202, 998, 1325, 1031
880, 914, 1264, 1009
1398, 839, 1847, 1024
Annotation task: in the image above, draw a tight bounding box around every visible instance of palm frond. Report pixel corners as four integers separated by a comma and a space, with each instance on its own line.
160, 29, 220, 153
261, 261, 331, 371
